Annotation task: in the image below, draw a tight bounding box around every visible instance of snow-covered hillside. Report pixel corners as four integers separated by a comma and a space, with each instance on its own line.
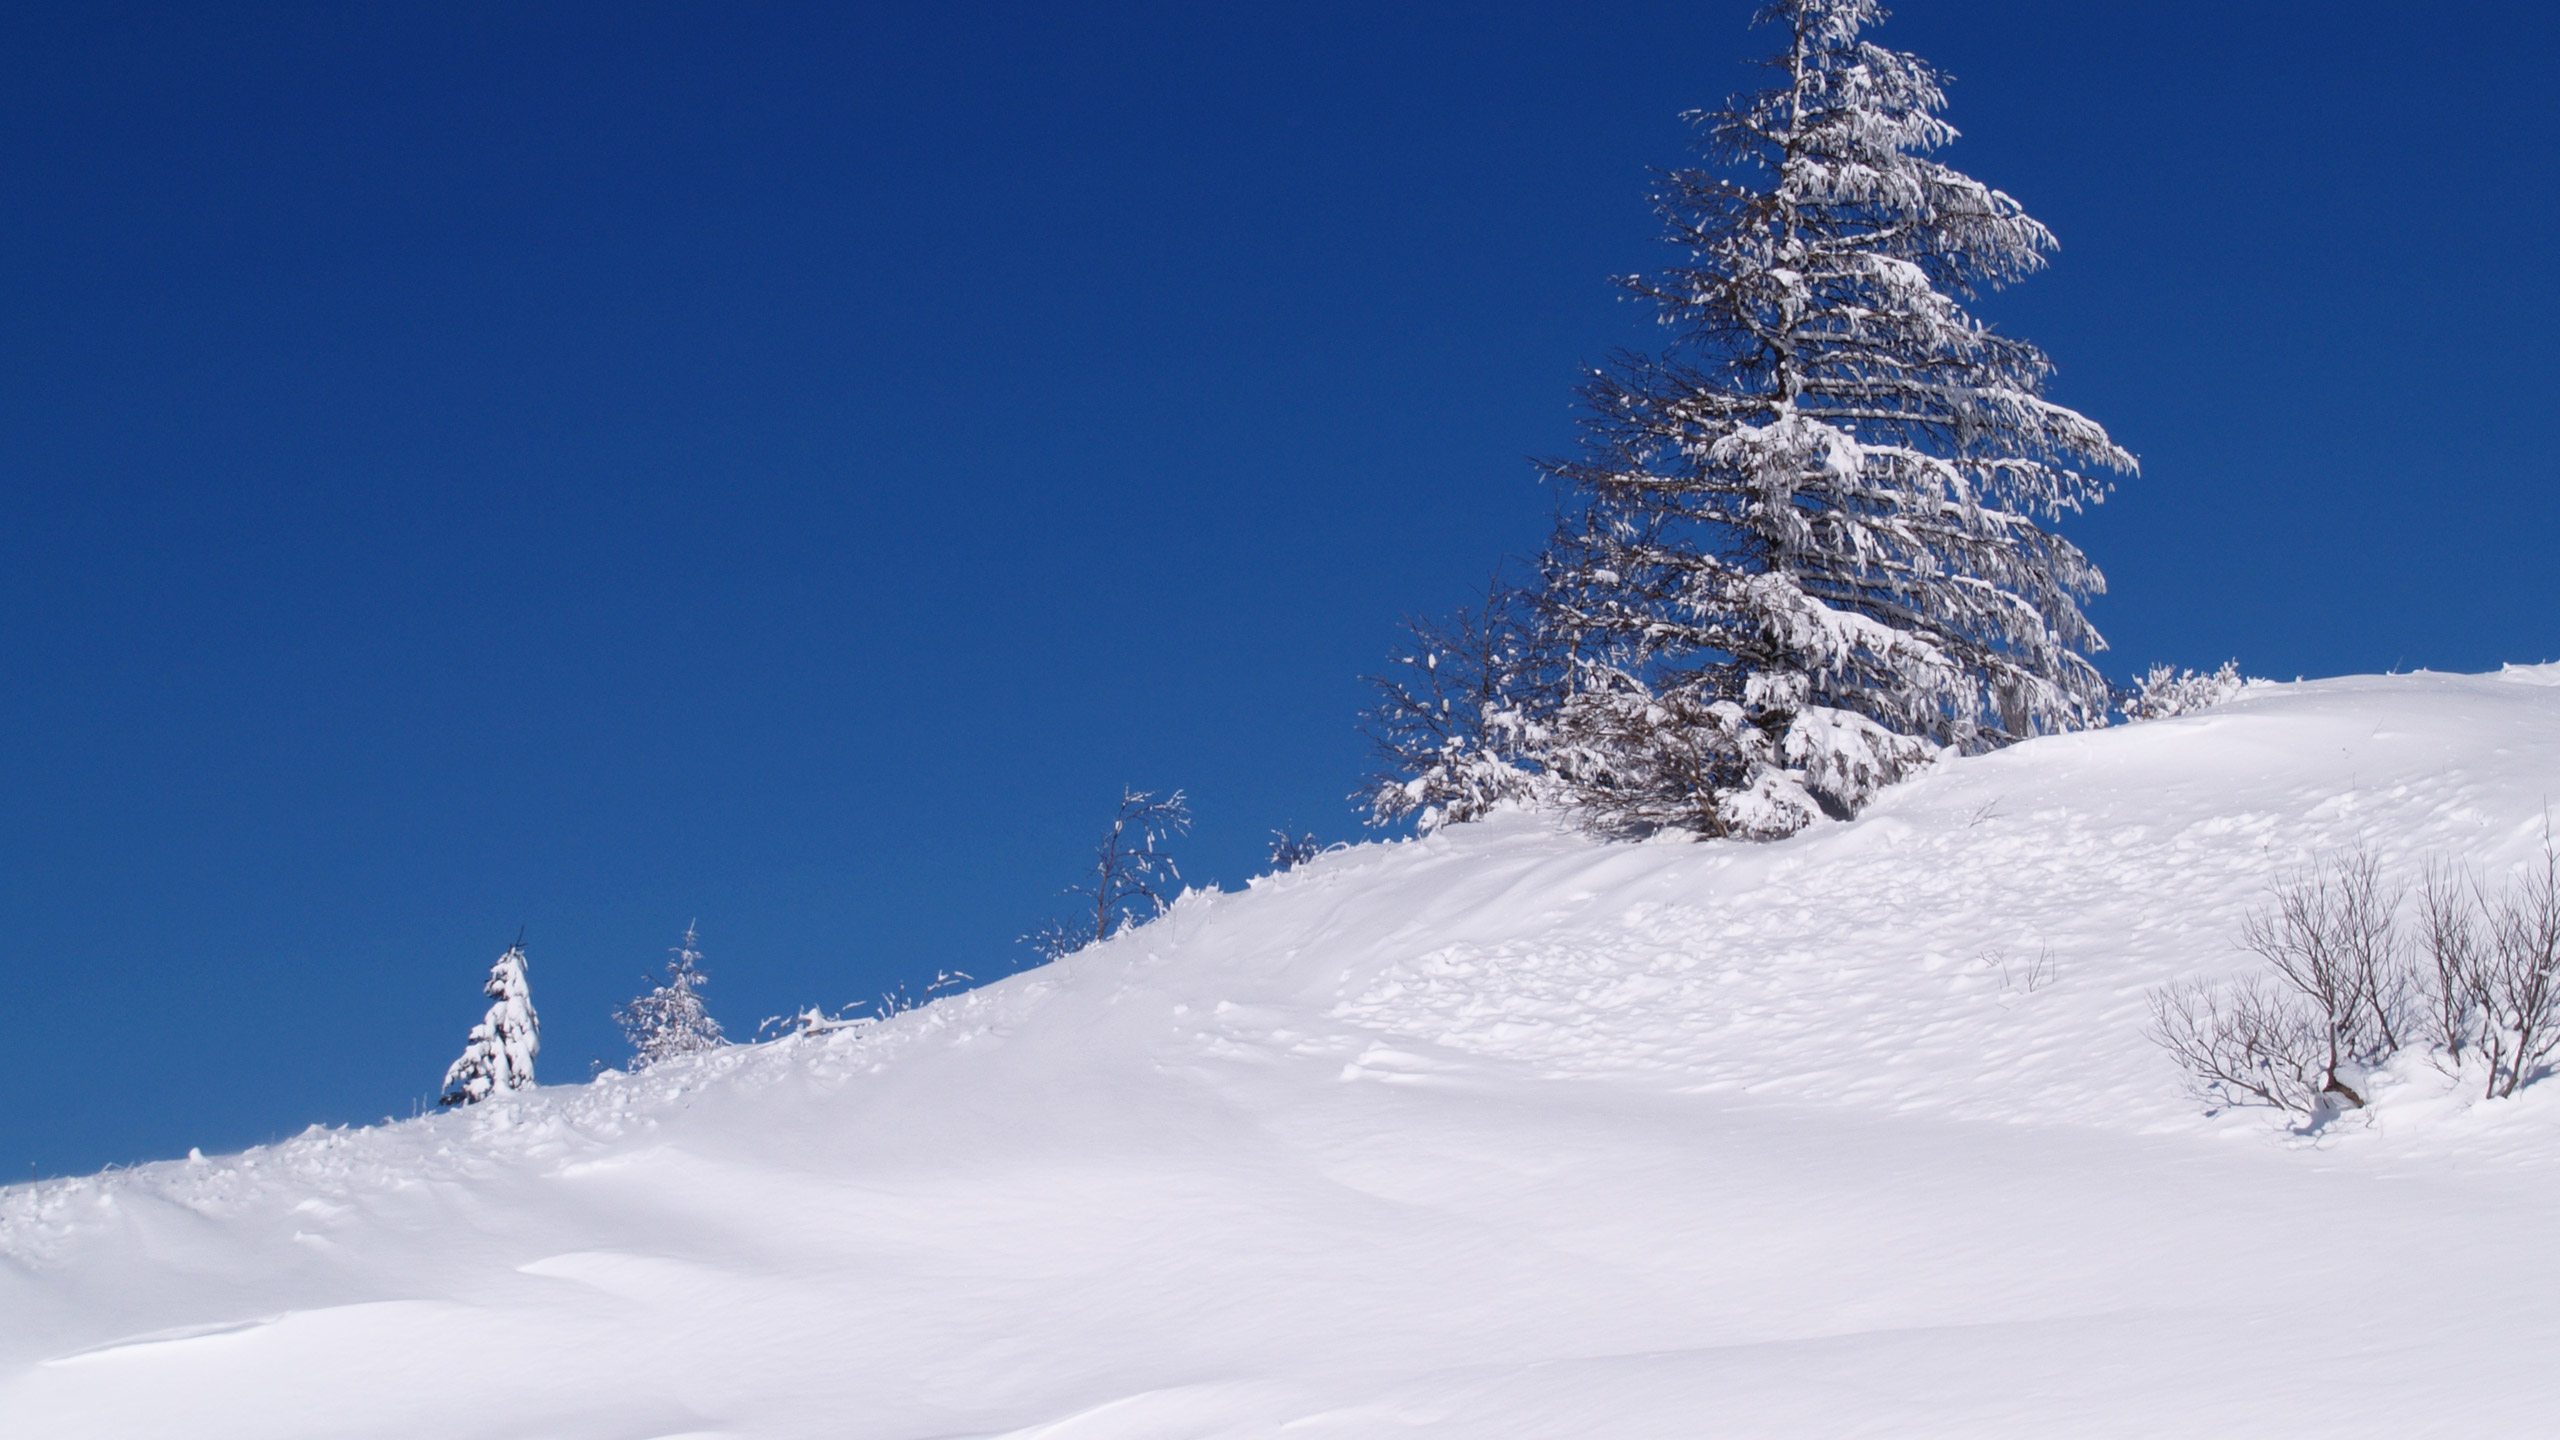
9, 668, 2560, 1439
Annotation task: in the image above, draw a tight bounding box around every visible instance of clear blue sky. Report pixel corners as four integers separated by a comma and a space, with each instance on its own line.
6, 0, 2554, 1180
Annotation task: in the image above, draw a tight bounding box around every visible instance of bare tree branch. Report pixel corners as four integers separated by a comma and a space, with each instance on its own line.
1024, 788, 1192, 962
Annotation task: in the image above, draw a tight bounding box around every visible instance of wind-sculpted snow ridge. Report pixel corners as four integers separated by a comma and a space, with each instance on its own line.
0, 993, 997, 1267
8, 667, 2560, 1438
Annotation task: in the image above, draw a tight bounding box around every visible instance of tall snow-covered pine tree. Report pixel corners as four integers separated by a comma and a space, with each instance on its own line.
617, 923, 725, 1070
1542, 0, 2133, 839
440, 941, 539, 1106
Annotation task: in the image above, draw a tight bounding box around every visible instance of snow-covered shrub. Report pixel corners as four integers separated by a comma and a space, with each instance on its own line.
870, 970, 973, 1020
617, 923, 725, 1070
440, 942, 539, 1106
757, 1005, 869, 1040
757, 969, 975, 1041
2122, 662, 2247, 721
1266, 831, 1332, 872
1024, 788, 1190, 960
1361, 573, 1563, 833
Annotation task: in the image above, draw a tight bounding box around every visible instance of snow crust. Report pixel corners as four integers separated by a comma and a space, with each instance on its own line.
9, 669, 2560, 1437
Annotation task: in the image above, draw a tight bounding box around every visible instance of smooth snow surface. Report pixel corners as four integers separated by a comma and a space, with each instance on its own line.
9, 669, 2560, 1438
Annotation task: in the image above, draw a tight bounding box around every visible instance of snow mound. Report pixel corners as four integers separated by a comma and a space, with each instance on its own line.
9, 670, 2560, 1438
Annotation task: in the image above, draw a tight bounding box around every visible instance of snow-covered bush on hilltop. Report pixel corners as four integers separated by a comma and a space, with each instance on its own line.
440, 941, 539, 1106
1364, 0, 2130, 842
617, 923, 725, 1070
2151, 844, 2560, 1117
1024, 788, 1191, 960
1360, 574, 1563, 832
1266, 830, 1335, 872
2122, 661, 2249, 721
754, 967, 974, 1042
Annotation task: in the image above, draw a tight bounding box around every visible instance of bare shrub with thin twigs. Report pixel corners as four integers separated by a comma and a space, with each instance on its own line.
2237, 850, 2409, 1105
1267, 830, 1330, 873
2417, 843, 2560, 1099
2154, 840, 2560, 1118
2421, 861, 2493, 1083
1023, 788, 1192, 963
2148, 976, 2334, 1113
2151, 851, 2408, 1117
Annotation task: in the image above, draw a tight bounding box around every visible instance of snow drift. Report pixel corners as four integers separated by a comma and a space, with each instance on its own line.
8, 667, 2560, 1439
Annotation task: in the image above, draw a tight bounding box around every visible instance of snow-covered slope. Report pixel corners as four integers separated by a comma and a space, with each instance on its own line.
9, 668, 2560, 1439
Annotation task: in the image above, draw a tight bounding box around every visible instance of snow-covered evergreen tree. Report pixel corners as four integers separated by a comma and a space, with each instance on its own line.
439, 941, 539, 1106
1539, 0, 2134, 838
617, 923, 726, 1070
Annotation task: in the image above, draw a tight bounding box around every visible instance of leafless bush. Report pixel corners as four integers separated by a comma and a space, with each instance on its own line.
2420, 860, 2491, 1077
2155, 842, 2560, 1117
1023, 788, 1191, 962
2151, 851, 2407, 1116
2239, 850, 2410, 1092
2417, 844, 2560, 1099
1999, 946, 2056, 995
2148, 976, 2334, 1113
1268, 830, 1330, 872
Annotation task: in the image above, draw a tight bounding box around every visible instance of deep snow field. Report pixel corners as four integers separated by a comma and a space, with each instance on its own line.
9, 667, 2560, 1439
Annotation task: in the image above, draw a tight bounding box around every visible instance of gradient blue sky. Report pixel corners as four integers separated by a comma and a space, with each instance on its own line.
6, 1, 2555, 1179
